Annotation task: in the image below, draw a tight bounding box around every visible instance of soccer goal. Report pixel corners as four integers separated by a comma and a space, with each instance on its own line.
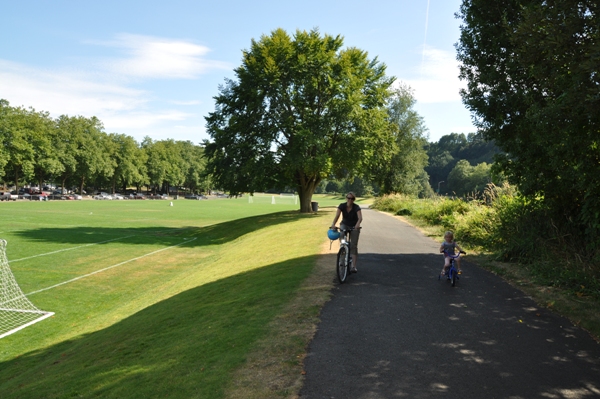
248, 193, 298, 205
0, 239, 54, 339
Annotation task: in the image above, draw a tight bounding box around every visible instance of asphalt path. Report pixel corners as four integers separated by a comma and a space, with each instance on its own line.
300, 208, 600, 399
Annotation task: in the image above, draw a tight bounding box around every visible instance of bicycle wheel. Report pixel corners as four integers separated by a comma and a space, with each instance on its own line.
337, 245, 349, 283
451, 267, 457, 287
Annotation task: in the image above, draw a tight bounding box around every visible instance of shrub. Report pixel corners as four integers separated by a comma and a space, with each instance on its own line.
372, 188, 600, 298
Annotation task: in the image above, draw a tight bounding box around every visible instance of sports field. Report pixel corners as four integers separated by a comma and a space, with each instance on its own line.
0, 195, 346, 398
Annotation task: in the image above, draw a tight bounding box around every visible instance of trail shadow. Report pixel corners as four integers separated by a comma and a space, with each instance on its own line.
11, 211, 315, 248
0, 254, 319, 399
303, 252, 600, 398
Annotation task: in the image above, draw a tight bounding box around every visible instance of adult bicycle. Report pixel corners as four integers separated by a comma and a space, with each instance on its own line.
439, 250, 466, 287
330, 226, 360, 284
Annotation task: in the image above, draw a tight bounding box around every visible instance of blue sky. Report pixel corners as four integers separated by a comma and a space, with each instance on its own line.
1, 0, 475, 144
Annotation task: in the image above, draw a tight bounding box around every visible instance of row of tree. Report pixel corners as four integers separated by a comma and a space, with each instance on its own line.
0, 99, 210, 195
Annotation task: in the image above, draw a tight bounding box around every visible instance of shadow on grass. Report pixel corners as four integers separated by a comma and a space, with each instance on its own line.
12, 211, 317, 248
1, 254, 319, 399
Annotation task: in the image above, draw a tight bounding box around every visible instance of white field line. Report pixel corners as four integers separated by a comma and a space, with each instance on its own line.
0, 307, 49, 314
9, 236, 135, 263
0, 312, 55, 339
25, 237, 197, 296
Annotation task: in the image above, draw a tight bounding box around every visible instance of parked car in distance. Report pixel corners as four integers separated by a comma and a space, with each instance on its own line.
0, 192, 18, 201
185, 194, 207, 200
148, 194, 168, 200
94, 193, 112, 200
73, 194, 83, 200
112, 194, 125, 200
20, 187, 40, 194
130, 193, 146, 200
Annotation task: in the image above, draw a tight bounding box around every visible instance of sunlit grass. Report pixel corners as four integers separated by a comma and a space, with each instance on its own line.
0, 199, 331, 398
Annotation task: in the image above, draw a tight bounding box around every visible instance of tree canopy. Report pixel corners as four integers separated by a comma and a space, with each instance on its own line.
425, 132, 500, 195
0, 100, 208, 195
369, 85, 431, 197
204, 28, 396, 212
457, 1, 600, 239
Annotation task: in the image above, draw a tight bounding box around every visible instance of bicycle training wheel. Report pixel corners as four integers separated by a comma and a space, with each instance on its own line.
337, 246, 349, 283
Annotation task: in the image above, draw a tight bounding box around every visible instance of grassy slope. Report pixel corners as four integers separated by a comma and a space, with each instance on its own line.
0, 198, 341, 398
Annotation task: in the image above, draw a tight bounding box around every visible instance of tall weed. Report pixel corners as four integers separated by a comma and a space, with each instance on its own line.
372, 185, 600, 298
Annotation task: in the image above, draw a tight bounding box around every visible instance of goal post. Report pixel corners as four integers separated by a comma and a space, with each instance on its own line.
0, 239, 54, 339
247, 193, 298, 205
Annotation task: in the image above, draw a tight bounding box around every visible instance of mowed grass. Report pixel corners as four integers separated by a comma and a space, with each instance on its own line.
0, 197, 336, 398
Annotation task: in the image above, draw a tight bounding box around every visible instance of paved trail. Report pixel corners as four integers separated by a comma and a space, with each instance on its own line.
300, 208, 600, 399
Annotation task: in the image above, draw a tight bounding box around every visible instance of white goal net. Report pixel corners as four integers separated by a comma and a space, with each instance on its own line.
248, 193, 298, 205
0, 239, 54, 339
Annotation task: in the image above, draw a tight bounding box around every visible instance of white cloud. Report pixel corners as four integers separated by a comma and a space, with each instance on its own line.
100, 33, 230, 79
0, 60, 146, 116
170, 100, 202, 105
102, 110, 192, 130
0, 33, 228, 141
403, 45, 465, 104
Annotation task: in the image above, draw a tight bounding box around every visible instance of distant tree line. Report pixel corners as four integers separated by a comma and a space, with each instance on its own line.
315, 132, 502, 199
0, 99, 211, 195
425, 132, 502, 196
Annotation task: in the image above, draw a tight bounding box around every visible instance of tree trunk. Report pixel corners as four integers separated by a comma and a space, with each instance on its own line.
14, 168, 20, 193
297, 173, 321, 213
79, 176, 85, 196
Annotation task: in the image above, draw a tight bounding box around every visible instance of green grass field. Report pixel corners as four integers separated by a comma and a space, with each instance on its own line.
0, 195, 351, 398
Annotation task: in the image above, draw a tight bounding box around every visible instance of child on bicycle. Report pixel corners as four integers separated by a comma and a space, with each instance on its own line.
440, 231, 465, 275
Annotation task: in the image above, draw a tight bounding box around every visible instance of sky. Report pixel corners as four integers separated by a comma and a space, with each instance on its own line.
0, 0, 475, 144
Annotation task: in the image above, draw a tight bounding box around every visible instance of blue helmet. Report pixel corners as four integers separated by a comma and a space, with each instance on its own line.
327, 229, 340, 240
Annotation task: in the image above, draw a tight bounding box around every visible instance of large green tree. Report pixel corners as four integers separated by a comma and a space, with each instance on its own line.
108, 133, 147, 193
204, 28, 395, 212
371, 85, 430, 196
457, 0, 600, 238
144, 139, 186, 195
30, 111, 63, 190
0, 101, 10, 183
447, 160, 492, 196
178, 141, 208, 194
0, 102, 39, 190
55, 115, 114, 194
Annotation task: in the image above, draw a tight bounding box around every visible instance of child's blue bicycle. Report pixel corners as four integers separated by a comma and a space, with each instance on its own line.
439, 251, 466, 287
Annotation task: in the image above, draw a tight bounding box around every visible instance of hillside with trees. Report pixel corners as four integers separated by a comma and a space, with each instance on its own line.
425, 132, 501, 196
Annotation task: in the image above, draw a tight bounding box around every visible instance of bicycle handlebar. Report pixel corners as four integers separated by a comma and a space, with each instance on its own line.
331, 226, 361, 232
443, 250, 466, 258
